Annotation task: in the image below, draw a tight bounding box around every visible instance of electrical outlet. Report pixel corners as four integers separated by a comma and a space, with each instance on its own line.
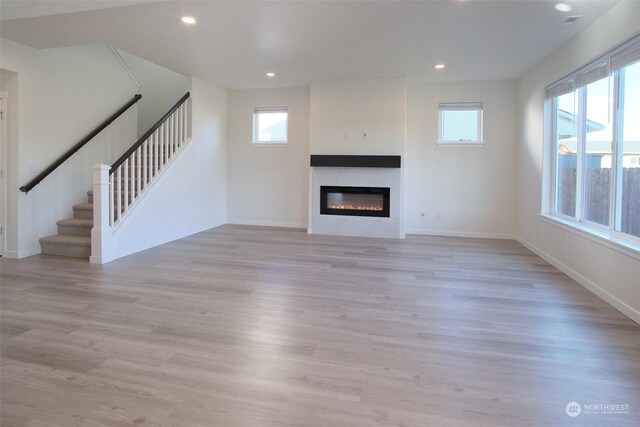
345, 131, 350, 140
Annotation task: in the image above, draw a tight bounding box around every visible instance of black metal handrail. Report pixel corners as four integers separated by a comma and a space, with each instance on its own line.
19, 94, 142, 193
110, 92, 190, 175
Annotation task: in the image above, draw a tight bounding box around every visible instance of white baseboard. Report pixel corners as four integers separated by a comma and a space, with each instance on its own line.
3, 247, 41, 259
228, 219, 307, 229
516, 236, 640, 325
89, 255, 108, 265
2, 251, 19, 259
405, 228, 517, 240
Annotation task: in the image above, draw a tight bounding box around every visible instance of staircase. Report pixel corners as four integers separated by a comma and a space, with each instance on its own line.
39, 190, 94, 257
38, 92, 191, 261
39, 163, 147, 258
39, 164, 146, 258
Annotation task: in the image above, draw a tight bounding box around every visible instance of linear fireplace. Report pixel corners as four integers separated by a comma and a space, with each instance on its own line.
320, 186, 390, 217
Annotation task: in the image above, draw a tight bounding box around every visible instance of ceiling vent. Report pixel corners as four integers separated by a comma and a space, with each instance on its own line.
559, 15, 583, 28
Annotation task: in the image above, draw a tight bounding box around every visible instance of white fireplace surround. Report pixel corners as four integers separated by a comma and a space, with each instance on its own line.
309, 166, 404, 238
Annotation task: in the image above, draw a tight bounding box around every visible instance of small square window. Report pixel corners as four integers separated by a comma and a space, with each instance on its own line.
438, 102, 483, 144
253, 107, 288, 144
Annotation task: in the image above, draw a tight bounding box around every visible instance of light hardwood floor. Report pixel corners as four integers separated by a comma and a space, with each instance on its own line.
1, 225, 639, 426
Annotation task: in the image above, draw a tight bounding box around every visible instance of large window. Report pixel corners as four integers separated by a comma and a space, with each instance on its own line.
253, 107, 288, 144
547, 35, 640, 246
438, 102, 483, 144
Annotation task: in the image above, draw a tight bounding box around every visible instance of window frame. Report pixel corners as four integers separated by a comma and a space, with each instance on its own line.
545, 35, 640, 254
252, 106, 289, 145
438, 102, 484, 146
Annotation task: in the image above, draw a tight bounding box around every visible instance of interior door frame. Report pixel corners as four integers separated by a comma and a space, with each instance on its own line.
0, 91, 7, 257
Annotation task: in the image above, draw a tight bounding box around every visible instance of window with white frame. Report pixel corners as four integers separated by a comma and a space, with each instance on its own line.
438, 102, 483, 144
546, 34, 640, 245
253, 107, 288, 144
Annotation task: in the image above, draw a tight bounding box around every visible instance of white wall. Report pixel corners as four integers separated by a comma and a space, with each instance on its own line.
0, 39, 139, 257
227, 87, 310, 228
1, 70, 19, 256
405, 80, 518, 238
517, 0, 640, 322
118, 49, 190, 136
310, 79, 406, 155
106, 77, 227, 260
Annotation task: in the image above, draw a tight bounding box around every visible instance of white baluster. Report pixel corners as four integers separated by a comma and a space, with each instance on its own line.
136, 145, 142, 197
178, 106, 182, 145
109, 173, 114, 227
175, 107, 180, 148
167, 119, 172, 158
173, 109, 179, 148
116, 166, 122, 223
123, 158, 129, 212
130, 152, 135, 204
143, 136, 147, 181
150, 136, 154, 180
183, 102, 187, 141
149, 134, 156, 178
157, 128, 162, 171
153, 130, 160, 178
167, 120, 172, 159
160, 123, 165, 168
144, 138, 148, 182
147, 134, 152, 180
166, 121, 170, 162
169, 112, 174, 155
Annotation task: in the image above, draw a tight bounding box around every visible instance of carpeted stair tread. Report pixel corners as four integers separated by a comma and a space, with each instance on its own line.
73, 203, 93, 211
39, 235, 91, 246
57, 218, 93, 227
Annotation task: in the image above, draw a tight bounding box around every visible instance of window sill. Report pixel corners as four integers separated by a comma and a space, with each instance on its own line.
539, 213, 640, 261
437, 142, 484, 148
252, 142, 288, 146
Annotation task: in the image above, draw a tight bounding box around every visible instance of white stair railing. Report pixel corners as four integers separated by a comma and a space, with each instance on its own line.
91, 92, 191, 264
109, 93, 190, 227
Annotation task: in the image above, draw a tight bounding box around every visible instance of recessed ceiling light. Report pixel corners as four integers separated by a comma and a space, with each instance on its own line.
434, 64, 446, 70
555, 3, 572, 12
181, 16, 197, 25
266, 72, 276, 78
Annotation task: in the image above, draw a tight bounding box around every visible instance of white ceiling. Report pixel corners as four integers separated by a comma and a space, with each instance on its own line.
0, 0, 621, 89
0, 0, 164, 20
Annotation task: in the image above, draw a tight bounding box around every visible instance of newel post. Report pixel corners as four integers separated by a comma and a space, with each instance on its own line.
90, 164, 113, 264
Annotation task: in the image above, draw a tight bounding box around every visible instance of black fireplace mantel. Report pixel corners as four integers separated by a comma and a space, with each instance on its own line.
310, 155, 401, 168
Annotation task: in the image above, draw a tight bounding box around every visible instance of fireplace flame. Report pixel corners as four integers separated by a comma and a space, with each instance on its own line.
328, 204, 383, 211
